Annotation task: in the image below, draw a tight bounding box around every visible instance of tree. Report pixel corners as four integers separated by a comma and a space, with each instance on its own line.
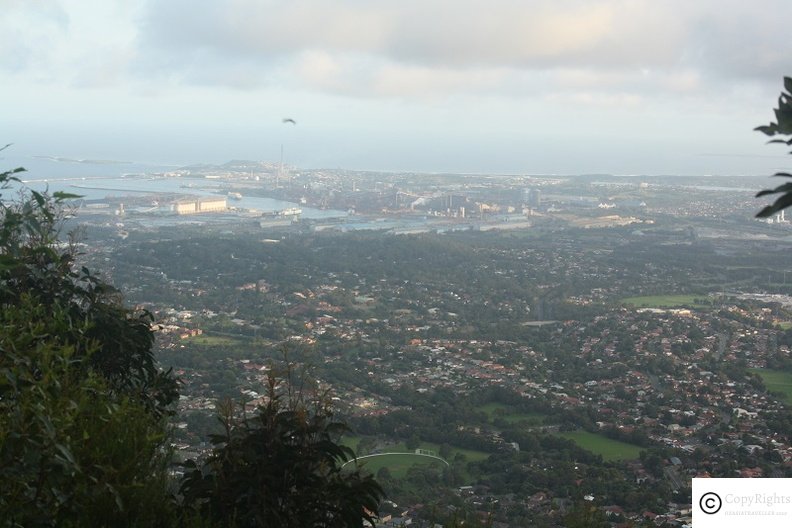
562, 503, 608, 528
376, 467, 393, 482
2, 159, 383, 526
438, 443, 453, 460
755, 77, 792, 217
179, 365, 384, 527
0, 160, 177, 525
0, 159, 178, 416
405, 433, 421, 451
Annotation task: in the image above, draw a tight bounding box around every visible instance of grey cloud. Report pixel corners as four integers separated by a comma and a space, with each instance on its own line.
134, 0, 792, 96
0, 1, 69, 74
686, 4, 792, 81
139, 1, 680, 68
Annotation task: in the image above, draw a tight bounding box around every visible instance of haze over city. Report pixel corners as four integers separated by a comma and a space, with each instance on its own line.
9, 2, 792, 527
3, 0, 792, 175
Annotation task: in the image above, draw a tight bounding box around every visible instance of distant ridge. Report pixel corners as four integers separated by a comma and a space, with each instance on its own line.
34, 155, 131, 165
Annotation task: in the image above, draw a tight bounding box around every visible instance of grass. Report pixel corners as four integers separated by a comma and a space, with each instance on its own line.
476, 402, 514, 416
338, 435, 360, 452
476, 403, 548, 425
184, 334, 248, 346
750, 368, 792, 406
555, 430, 643, 461
340, 435, 489, 481
342, 435, 489, 463
390, 440, 489, 463
621, 294, 708, 309
777, 321, 792, 330
384, 440, 487, 482
348, 453, 447, 479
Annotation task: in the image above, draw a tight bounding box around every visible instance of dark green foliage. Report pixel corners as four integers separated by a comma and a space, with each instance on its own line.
180, 370, 384, 527
562, 503, 609, 528
0, 300, 175, 526
0, 164, 178, 417
755, 77, 792, 217
0, 161, 177, 526
2, 159, 384, 526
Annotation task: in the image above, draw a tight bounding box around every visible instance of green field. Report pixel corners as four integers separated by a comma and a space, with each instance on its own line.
339, 435, 360, 452
184, 334, 249, 346
391, 440, 489, 463
777, 321, 792, 330
750, 368, 792, 406
341, 436, 488, 481
343, 436, 489, 463
556, 430, 644, 461
476, 403, 548, 425
347, 453, 447, 478
621, 294, 708, 309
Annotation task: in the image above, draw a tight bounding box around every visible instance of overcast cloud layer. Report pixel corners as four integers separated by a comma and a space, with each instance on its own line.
2, 0, 792, 174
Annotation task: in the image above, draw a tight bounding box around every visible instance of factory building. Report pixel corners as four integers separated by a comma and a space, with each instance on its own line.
172, 198, 227, 215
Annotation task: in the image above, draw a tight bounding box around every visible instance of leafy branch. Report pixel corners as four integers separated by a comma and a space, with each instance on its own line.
755, 77, 792, 217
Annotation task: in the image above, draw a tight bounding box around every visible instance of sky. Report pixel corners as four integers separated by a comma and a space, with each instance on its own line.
2, 0, 792, 175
